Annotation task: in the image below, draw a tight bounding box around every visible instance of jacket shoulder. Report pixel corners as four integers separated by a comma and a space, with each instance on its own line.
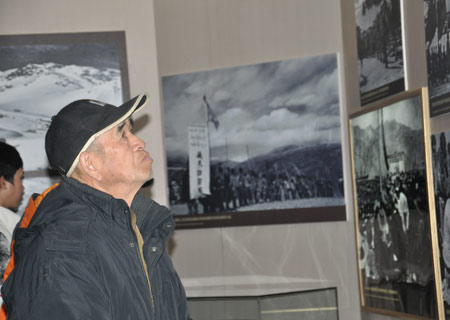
31, 185, 93, 253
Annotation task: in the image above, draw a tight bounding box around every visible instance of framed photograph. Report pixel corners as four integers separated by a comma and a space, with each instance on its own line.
162, 53, 346, 229
354, 0, 405, 106
0, 31, 130, 214
431, 126, 450, 319
349, 88, 441, 318
424, 0, 450, 117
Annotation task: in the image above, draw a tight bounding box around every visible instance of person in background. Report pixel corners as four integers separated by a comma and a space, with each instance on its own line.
1, 94, 190, 319
0, 142, 23, 312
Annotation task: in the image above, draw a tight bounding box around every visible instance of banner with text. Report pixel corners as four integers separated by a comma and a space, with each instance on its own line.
188, 126, 210, 199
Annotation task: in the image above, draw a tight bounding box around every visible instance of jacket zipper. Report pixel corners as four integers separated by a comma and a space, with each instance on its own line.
126, 208, 155, 313
134, 236, 155, 313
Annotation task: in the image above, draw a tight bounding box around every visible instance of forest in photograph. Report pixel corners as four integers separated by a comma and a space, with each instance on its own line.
355, 0, 404, 105
424, 0, 450, 117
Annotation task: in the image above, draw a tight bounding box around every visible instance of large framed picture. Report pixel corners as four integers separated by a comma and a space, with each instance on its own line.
162, 53, 346, 229
0, 31, 130, 214
349, 88, 441, 318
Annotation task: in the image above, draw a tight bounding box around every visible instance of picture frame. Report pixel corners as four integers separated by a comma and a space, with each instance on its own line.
0, 31, 130, 214
354, 0, 405, 106
424, 0, 450, 117
161, 53, 346, 229
431, 125, 450, 318
349, 88, 442, 319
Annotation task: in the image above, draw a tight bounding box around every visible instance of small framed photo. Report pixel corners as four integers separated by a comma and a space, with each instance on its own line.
349, 88, 441, 319
354, 0, 405, 106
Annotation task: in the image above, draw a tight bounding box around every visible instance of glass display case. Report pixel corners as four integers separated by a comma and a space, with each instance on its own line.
183, 276, 339, 320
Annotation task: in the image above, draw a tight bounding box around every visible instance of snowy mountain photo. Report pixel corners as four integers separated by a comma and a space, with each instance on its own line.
0, 62, 122, 171
0, 32, 128, 214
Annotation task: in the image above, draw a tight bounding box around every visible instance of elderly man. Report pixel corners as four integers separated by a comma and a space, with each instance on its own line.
1, 94, 190, 319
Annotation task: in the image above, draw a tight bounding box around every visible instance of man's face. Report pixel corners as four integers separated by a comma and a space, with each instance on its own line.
3, 168, 24, 210
94, 119, 153, 189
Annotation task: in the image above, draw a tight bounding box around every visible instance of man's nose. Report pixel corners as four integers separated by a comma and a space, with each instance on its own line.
132, 133, 146, 150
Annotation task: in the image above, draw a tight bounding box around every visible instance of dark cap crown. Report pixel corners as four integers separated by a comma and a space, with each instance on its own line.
45, 94, 148, 176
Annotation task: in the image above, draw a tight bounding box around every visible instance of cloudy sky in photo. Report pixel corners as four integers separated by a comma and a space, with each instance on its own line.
162, 53, 341, 163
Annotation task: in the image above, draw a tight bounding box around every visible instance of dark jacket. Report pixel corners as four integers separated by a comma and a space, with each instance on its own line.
2, 177, 189, 320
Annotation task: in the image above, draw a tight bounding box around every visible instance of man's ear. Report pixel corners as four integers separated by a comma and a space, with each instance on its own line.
77, 151, 102, 181
0, 176, 7, 190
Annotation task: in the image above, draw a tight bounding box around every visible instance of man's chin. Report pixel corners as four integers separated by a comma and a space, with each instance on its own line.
139, 170, 153, 188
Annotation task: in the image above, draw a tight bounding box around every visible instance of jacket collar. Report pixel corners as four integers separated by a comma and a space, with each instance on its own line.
63, 176, 119, 204
62, 176, 129, 224
64, 177, 175, 243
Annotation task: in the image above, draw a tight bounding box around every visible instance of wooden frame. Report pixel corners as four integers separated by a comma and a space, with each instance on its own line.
430, 124, 450, 318
349, 88, 442, 319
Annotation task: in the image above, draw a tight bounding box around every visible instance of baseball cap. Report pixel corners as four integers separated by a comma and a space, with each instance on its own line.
45, 94, 148, 177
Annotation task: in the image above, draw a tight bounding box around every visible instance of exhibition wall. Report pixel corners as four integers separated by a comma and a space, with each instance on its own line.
0, 0, 440, 319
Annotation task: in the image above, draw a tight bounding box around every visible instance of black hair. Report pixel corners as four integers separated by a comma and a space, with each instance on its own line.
0, 142, 23, 183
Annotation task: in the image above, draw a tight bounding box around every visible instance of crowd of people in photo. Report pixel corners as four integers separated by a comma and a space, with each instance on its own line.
432, 132, 450, 304
357, 169, 432, 287
425, 0, 450, 89
169, 165, 343, 214
427, 40, 450, 88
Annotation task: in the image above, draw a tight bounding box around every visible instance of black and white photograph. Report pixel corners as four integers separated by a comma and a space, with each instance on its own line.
354, 0, 404, 106
162, 53, 346, 229
424, 0, 450, 117
431, 129, 450, 319
350, 90, 437, 318
0, 32, 129, 213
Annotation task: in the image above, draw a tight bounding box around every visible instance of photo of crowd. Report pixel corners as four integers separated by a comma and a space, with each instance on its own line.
169, 158, 343, 215
431, 130, 450, 318
351, 93, 437, 318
